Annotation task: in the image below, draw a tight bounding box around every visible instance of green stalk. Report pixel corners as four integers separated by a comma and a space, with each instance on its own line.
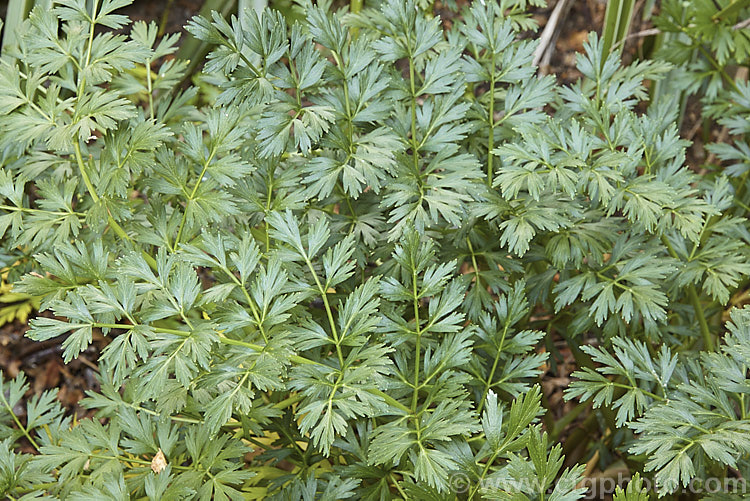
390, 474, 409, 500
0, 390, 39, 450
9, 482, 58, 497
350, 0, 363, 13
146, 57, 154, 121
0, 205, 84, 217
97, 322, 310, 366
601, 0, 636, 63
73, 143, 157, 270
411, 266, 422, 414
98, 321, 409, 413
551, 402, 591, 441
158, 0, 175, 36
68, 0, 155, 271
476, 317, 509, 414
173, 143, 219, 249
124, 402, 202, 424
687, 286, 714, 351
74, 145, 99, 205
1, 0, 34, 55
303, 257, 345, 368
409, 57, 420, 181
272, 393, 304, 410
712, 0, 750, 21
216, 263, 270, 343
487, 51, 496, 187
695, 43, 740, 93
661, 236, 714, 351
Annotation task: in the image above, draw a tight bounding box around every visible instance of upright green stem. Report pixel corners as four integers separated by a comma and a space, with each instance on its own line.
466, 235, 484, 295
467, 447, 503, 500
476, 319, 509, 414
84, 1, 98, 66
390, 474, 409, 500
74, 142, 157, 269
304, 258, 346, 368
146, 58, 154, 121
74, 142, 99, 205
332, 51, 353, 145
264, 166, 275, 253
411, 268, 422, 414
741, 392, 747, 420
174, 146, 218, 248
1, 395, 39, 450
661, 236, 714, 351
408, 58, 420, 182
487, 53, 496, 187
687, 286, 714, 351
350, 0, 363, 13
216, 262, 270, 343
158, 0, 175, 36
75, 0, 98, 96
68, 0, 155, 271
678, 21, 739, 94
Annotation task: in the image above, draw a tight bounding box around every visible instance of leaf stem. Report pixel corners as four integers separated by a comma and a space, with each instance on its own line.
678, 22, 739, 94
410, 265, 421, 414
272, 393, 305, 410
0, 205, 84, 217
0, 394, 39, 450
476, 318, 509, 414
73, 141, 100, 205
466, 235, 483, 293
661, 236, 714, 351
95, 323, 310, 368
174, 144, 219, 249
73, 142, 157, 270
214, 261, 270, 344
123, 402, 202, 424
84, 0, 99, 68
408, 57, 421, 185
487, 51, 496, 187
146, 58, 154, 121
610, 382, 666, 401
303, 257, 345, 368
687, 285, 714, 351
390, 473, 409, 500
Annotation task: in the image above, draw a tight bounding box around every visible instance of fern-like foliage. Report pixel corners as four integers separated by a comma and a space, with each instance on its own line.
0, 0, 748, 498
568, 307, 750, 495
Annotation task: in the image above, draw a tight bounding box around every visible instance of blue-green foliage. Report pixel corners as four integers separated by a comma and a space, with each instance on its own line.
0, 0, 748, 498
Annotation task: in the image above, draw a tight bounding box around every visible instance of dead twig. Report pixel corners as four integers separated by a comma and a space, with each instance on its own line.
619, 17, 750, 46
533, 0, 573, 69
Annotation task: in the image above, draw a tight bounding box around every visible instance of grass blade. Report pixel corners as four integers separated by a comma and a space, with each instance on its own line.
601, 0, 636, 63
1, 0, 34, 55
